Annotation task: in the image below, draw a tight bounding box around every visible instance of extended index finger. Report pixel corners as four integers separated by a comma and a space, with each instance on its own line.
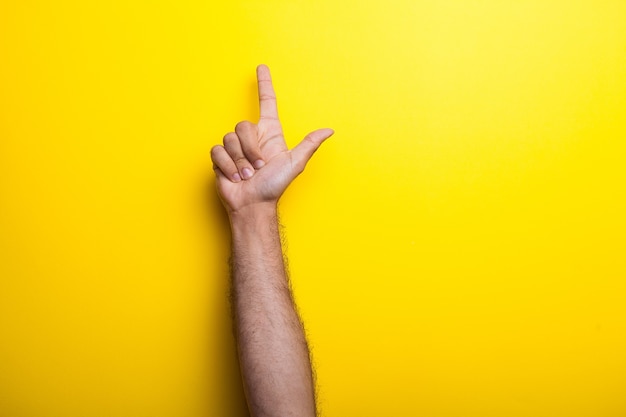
257, 64, 279, 120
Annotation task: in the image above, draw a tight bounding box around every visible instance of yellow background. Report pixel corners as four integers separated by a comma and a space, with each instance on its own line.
1, 1, 625, 416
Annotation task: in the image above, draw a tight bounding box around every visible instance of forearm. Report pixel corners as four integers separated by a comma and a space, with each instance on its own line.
230, 204, 316, 417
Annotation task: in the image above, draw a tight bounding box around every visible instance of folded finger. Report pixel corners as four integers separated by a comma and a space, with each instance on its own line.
235, 121, 265, 169
223, 132, 255, 180
211, 144, 241, 182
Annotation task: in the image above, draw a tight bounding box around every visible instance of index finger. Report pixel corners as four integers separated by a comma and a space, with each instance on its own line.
257, 64, 279, 120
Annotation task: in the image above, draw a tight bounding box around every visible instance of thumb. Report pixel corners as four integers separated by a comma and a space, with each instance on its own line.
291, 128, 334, 170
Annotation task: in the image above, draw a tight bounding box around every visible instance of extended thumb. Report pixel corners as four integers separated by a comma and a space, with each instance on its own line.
291, 128, 334, 168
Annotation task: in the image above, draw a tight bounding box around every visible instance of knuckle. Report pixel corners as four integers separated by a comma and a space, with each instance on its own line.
223, 132, 238, 144
290, 154, 306, 175
243, 146, 262, 158
234, 157, 251, 167
235, 120, 254, 132
210, 145, 223, 156
302, 135, 318, 147
293, 161, 306, 176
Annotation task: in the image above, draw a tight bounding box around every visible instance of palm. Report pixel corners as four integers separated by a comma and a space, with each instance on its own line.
216, 147, 294, 209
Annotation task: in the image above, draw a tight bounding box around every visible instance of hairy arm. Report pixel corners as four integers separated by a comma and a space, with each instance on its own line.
230, 205, 316, 417
211, 65, 333, 417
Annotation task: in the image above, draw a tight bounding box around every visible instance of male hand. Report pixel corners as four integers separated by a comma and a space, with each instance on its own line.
211, 65, 334, 214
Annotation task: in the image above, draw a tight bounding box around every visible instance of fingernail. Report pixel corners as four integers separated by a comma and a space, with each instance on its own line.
232, 173, 242, 182
253, 159, 265, 169
242, 167, 254, 179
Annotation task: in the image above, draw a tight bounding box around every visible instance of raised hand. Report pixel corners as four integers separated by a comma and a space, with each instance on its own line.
211, 65, 334, 214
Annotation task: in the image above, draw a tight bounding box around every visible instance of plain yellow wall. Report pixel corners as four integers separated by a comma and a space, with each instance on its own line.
1, 1, 625, 416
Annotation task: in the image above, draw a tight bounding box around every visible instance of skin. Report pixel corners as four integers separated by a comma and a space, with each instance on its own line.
211, 64, 333, 417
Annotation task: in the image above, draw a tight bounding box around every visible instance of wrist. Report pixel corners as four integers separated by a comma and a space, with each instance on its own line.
229, 201, 279, 229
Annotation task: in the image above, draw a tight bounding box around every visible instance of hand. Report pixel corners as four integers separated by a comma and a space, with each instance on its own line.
211, 65, 334, 215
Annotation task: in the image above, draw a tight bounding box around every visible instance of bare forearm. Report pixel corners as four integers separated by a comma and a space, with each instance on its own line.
212, 65, 330, 416
230, 204, 316, 417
